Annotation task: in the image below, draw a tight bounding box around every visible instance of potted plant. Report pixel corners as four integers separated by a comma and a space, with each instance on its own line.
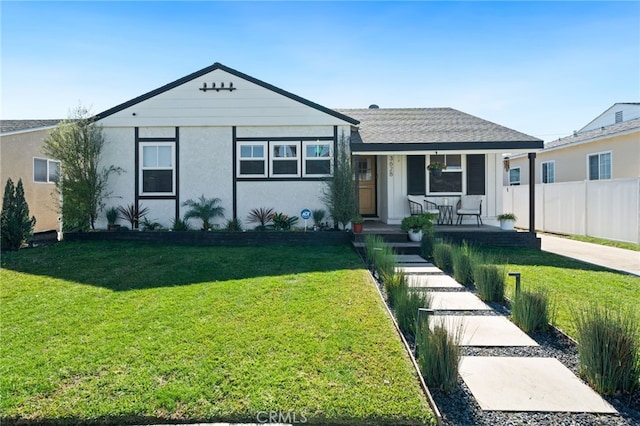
401, 213, 434, 242
351, 215, 364, 234
427, 161, 445, 177
498, 213, 517, 231
105, 206, 120, 230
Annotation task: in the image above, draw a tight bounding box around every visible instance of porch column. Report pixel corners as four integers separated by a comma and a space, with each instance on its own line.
354, 154, 360, 213
528, 152, 536, 234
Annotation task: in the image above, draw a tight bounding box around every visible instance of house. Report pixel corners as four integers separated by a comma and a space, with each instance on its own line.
0, 120, 61, 233
90, 62, 542, 232
504, 103, 640, 243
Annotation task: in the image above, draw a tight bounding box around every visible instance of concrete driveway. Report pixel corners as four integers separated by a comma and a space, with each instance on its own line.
540, 234, 640, 276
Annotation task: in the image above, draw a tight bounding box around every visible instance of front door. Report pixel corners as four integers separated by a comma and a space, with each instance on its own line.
358, 156, 377, 216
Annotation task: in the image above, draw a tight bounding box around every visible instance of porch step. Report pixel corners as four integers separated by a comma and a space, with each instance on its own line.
353, 231, 412, 244
352, 241, 421, 255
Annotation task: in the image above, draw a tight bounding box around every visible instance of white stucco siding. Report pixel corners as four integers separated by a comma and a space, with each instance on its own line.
178, 127, 233, 225
98, 69, 353, 128
236, 181, 327, 229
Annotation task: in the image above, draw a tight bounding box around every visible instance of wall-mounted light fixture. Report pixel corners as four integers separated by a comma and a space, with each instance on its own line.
199, 82, 236, 92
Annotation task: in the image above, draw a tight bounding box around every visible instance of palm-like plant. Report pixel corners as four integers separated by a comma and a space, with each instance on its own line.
118, 203, 149, 230
182, 195, 225, 230
246, 207, 274, 231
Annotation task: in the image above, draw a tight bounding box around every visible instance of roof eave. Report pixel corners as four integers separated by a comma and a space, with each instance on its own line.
350, 141, 543, 154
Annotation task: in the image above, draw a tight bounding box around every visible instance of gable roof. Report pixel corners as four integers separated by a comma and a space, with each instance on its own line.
94, 62, 359, 125
578, 102, 640, 133
336, 108, 542, 152
1, 119, 61, 134
544, 117, 640, 151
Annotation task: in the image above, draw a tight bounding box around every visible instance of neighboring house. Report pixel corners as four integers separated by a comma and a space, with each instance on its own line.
504, 103, 640, 243
87, 62, 542, 229
0, 120, 61, 232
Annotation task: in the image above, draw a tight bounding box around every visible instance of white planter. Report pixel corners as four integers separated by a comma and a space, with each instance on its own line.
408, 229, 423, 242
500, 219, 515, 231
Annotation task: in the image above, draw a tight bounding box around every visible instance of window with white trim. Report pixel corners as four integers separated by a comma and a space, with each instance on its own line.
428, 154, 463, 193
238, 142, 267, 177
541, 161, 555, 184
509, 167, 521, 186
303, 141, 331, 177
588, 151, 611, 180
33, 158, 60, 183
140, 143, 175, 194
270, 142, 300, 177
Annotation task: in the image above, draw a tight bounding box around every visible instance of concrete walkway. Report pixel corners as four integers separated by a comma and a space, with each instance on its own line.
540, 234, 640, 276
396, 256, 616, 414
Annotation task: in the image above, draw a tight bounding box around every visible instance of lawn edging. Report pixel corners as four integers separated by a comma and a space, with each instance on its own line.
63, 230, 352, 246
363, 268, 443, 426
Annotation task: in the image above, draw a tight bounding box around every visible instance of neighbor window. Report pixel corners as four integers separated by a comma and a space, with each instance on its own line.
541, 161, 555, 184
238, 142, 267, 177
140, 143, 175, 194
428, 154, 463, 193
588, 152, 611, 180
509, 167, 521, 186
33, 158, 60, 183
303, 141, 331, 177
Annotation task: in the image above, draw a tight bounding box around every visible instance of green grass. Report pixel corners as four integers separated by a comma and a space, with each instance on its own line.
1, 241, 434, 425
564, 234, 640, 252
483, 247, 640, 338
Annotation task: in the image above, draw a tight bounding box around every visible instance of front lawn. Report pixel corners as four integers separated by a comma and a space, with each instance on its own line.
483, 247, 640, 338
1, 242, 434, 425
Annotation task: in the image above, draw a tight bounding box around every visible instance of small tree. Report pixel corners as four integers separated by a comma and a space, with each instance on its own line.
43, 106, 121, 231
322, 132, 357, 230
1, 178, 36, 250
182, 195, 225, 230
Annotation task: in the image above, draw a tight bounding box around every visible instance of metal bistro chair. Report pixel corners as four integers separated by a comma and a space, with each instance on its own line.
408, 195, 439, 216
456, 195, 483, 226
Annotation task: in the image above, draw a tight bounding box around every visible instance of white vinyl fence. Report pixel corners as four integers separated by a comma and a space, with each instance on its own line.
503, 178, 640, 244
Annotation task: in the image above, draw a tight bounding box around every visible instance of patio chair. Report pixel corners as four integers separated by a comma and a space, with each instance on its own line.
456, 195, 483, 226
408, 195, 439, 216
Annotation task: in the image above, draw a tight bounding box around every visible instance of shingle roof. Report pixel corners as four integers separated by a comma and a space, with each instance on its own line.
1, 120, 61, 134
335, 108, 541, 144
544, 117, 640, 150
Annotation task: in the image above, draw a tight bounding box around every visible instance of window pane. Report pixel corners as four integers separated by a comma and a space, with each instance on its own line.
429, 172, 462, 193
253, 145, 264, 158
509, 168, 520, 184
274, 145, 296, 158
240, 145, 252, 158
34, 159, 47, 182
306, 144, 329, 158
430, 155, 444, 166
588, 155, 599, 180
306, 160, 330, 175
143, 146, 157, 167
600, 153, 611, 179
157, 146, 172, 167
142, 170, 173, 193
48, 161, 60, 182
240, 160, 265, 175
446, 155, 462, 169
273, 160, 297, 175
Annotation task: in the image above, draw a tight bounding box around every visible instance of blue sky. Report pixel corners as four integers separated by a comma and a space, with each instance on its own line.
1, 1, 638, 141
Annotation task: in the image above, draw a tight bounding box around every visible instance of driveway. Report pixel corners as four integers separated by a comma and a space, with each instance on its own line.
540, 234, 640, 276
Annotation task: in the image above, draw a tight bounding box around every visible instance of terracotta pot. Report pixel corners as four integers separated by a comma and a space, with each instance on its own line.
353, 223, 363, 234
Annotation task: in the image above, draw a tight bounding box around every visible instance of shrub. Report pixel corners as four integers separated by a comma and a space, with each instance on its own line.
401, 213, 435, 233
511, 288, 550, 333
105, 207, 119, 226
573, 304, 640, 395
452, 243, 476, 287
182, 195, 225, 230
416, 318, 461, 394
117, 203, 149, 230
322, 132, 357, 230
392, 279, 431, 339
141, 217, 163, 231
269, 212, 298, 231
433, 243, 453, 274
474, 264, 505, 302
312, 209, 326, 227
364, 235, 385, 270
224, 217, 244, 231
171, 217, 191, 231
1, 178, 36, 251
384, 271, 405, 308
246, 207, 274, 231
420, 231, 435, 259
376, 244, 397, 284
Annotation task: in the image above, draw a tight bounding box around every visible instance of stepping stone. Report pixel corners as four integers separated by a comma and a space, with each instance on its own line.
396, 265, 443, 275
429, 292, 491, 311
429, 315, 538, 346
459, 357, 617, 413
407, 275, 464, 289
395, 255, 429, 264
